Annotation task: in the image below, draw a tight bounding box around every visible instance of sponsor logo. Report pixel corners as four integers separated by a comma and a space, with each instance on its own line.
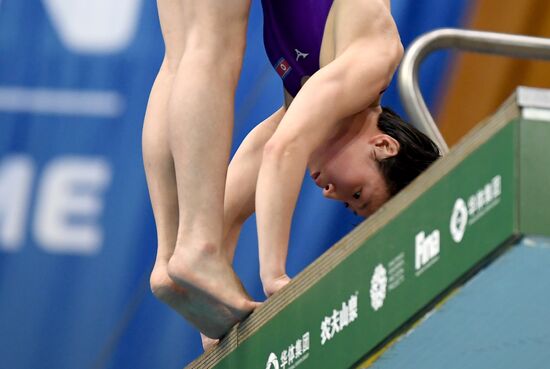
366, 254, 406, 312
266, 332, 310, 369
320, 292, 358, 345
415, 230, 440, 275
450, 198, 468, 243
450, 175, 502, 243
266, 352, 279, 369
295, 49, 309, 61
370, 264, 387, 311
275, 57, 292, 79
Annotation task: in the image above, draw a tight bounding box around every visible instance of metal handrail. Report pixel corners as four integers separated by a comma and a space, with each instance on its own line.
398, 28, 550, 154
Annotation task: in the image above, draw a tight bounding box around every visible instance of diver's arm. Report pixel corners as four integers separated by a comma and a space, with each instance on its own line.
256, 35, 403, 296
221, 107, 285, 261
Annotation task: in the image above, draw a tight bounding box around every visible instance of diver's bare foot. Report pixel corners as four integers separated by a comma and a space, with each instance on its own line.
151, 266, 240, 337
201, 333, 219, 351
263, 274, 291, 297
168, 244, 259, 338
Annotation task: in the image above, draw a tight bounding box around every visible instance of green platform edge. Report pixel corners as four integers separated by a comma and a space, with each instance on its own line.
186, 87, 550, 369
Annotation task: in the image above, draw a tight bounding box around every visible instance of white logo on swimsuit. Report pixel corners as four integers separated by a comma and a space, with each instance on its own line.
295, 49, 309, 61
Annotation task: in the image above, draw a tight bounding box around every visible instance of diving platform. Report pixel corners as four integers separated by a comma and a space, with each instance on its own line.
186, 86, 550, 369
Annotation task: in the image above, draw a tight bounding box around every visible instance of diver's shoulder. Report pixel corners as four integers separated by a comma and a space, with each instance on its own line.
334, 0, 399, 36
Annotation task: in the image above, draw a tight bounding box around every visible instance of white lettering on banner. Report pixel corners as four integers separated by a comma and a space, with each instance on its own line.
34, 157, 112, 254
387, 252, 406, 291
320, 292, 358, 345
42, 0, 143, 54
0, 156, 34, 251
415, 230, 440, 275
266, 332, 310, 369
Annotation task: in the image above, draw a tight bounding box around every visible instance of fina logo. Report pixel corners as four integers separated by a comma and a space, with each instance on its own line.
266, 352, 279, 369
42, 0, 143, 54
415, 229, 440, 273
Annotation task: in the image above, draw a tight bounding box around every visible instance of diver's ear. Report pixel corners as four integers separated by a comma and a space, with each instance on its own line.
369, 134, 400, 160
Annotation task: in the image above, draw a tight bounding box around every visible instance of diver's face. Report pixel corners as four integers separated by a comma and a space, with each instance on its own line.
311, 141, 391, 218
309, 109, 399, 218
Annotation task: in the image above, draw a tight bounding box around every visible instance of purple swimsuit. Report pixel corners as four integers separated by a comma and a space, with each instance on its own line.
262, 0, 334, 97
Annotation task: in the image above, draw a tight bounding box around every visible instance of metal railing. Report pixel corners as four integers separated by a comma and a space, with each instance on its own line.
398, 28, 550, 154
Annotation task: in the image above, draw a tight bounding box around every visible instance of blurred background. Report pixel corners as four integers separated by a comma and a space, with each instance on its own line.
0, 0, 549, 368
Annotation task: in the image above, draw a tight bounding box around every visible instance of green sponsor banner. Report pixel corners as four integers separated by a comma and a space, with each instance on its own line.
211, 120, 517, 369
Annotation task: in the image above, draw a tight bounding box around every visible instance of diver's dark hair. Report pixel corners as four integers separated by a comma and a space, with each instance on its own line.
376, 106, 441, 196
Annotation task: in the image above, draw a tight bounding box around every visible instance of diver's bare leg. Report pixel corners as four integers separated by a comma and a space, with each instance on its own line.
146, 53, 283, 344
165, 0, 260, 338
144, 61, 237, 336
144, 0, 192, 322
144, 0, 247, 338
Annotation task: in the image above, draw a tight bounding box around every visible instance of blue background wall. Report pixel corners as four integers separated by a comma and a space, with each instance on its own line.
0, 0, 471, 367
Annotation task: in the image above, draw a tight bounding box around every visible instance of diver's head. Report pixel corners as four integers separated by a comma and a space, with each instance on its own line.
310, 106, 440, 217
